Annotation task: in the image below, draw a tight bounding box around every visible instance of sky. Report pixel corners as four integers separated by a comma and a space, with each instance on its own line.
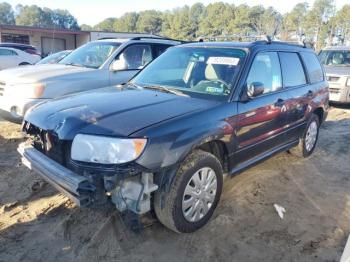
5, 0, 350, 26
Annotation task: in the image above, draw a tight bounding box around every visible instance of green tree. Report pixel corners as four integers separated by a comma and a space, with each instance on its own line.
282, 2, 309, 40
15, 5, 53, 27
114, 12, 139, 32
304, 0, 335, 50
333, 5, 350, 43
229, 4, 252, 35
136, 10, 162, 34
161, 6, 193, 39
50, 9, 80, 30
94, 18, 116, 31
80, 24, 93, 31
0, 2, 15, 25
198, 2, 235, 36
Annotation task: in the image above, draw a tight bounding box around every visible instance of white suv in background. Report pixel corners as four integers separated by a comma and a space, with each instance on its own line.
0, 47, 41, 70
0, 36, 182, 123
319, 46, 350, 104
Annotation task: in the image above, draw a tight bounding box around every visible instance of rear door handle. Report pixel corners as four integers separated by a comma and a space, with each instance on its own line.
274, 98, 285, 107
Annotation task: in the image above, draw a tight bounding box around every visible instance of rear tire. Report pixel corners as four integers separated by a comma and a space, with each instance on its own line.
289, 113, 320, 158
154, 150, 223, 233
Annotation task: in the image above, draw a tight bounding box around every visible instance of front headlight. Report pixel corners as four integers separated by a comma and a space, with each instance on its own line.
71, 134, 147, 164
5, 83, 45, 98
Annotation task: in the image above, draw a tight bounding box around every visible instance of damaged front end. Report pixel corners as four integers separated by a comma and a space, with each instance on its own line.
19, 122, 159, 215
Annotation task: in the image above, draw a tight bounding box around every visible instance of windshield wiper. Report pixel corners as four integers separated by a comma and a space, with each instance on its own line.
143, 85, 189, 97
64, 62, 85, 67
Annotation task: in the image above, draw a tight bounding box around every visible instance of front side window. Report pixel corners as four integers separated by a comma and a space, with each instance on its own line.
279, 52, 306, 87
132, 47, 246, 99
319, 50, 350, 66
59, 42, 121, 69
118, 44, 152, 70
301, 52, 324, 83
246, 52, 282, 95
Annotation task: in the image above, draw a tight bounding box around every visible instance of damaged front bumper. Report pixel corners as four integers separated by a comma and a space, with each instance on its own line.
18, 142, 159, 214
18, 143, 96, 206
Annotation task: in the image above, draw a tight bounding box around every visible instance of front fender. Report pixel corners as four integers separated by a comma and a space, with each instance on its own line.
135, 119, 234, 171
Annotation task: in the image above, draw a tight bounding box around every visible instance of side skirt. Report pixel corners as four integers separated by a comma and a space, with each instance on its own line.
229, 140, 299, 176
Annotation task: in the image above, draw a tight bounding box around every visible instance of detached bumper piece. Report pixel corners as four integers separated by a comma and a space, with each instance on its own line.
18, 143, 96, 207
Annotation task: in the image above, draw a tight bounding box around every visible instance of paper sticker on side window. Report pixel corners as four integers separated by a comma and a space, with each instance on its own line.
207, 57, 239, 66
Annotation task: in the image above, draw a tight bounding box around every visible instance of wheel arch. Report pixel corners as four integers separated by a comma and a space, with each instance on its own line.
313, 107, 325, 124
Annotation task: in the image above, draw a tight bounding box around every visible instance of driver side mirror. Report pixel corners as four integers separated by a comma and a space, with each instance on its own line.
247, 82, 264, 97
110, 55, 128, 71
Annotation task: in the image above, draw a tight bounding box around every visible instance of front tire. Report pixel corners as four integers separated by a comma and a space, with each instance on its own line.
154, 150, 223, 233
289, 113, 320, 158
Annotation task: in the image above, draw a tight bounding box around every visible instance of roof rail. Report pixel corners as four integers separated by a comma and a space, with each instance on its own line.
261, 35, 272, 44
130, 36, 189, 44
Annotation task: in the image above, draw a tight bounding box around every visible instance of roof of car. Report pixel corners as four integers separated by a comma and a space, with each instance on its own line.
95, 37, 185, 45
0, 43, 37, 48
179, 41, 311, 51
323, 45, 350, 51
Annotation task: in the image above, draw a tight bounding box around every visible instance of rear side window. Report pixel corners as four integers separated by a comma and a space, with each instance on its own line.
301, 52, 324, 83
246, 52, 282, 94
0, 49, 16, 56
279, 52, 306, 87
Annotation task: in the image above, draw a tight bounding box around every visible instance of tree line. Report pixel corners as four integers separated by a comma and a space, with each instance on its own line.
0, 3, 79, 30
0, 1, 349, 50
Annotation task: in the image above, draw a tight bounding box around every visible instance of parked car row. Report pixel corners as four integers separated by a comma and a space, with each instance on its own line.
0, 37, 180, 122
319, 46, 350, 104
0, 42, 72, 71
1, 36, 331, 233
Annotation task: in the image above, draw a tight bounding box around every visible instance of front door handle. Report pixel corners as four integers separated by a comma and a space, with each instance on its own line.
274, 98, 285, 107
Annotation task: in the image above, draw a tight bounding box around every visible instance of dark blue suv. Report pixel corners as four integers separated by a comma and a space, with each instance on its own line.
19, 39, 329, 233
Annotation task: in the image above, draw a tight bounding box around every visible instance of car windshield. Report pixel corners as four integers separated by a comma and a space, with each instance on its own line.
37, 51, 71, 64
59, 42, 121, 69
319, 50, 350, 66
132, 47, 246, 100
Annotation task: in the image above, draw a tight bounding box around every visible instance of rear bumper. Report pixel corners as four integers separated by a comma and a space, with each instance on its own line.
18, 143, 96, 206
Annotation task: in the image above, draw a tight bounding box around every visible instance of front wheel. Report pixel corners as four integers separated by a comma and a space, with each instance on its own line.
154, 150, 223, 233
289, 113, 320, 158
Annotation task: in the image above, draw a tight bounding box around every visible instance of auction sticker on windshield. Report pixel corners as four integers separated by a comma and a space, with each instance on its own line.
207, 57, 240, 66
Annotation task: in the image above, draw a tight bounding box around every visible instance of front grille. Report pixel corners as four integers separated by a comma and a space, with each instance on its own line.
327, 76, 340, 82
329, 88, 340, 94
23, 122, 68, 166
0, 81, 5, 96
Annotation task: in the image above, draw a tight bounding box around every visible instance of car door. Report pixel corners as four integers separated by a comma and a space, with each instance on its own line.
234, 51, 288, 164
278, 51, 310, 142
0, 48, 18, 69
109, 44, 153, 85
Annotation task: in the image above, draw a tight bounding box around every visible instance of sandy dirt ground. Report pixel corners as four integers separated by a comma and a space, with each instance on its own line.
0, 106, 350, 262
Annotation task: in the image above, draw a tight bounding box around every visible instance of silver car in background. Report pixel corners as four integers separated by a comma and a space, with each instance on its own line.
319, 46, 350, 104
0, 37, 180, 123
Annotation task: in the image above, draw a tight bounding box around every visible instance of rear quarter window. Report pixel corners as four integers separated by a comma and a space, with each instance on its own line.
301, 52, 324, 83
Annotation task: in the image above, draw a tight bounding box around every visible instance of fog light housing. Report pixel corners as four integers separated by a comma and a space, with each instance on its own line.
10, 106, 22, 118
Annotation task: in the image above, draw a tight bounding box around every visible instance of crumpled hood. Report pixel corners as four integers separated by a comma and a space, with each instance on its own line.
0, 64, 94, 84
24, 86, 218, 139
324, 65, 350, 77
